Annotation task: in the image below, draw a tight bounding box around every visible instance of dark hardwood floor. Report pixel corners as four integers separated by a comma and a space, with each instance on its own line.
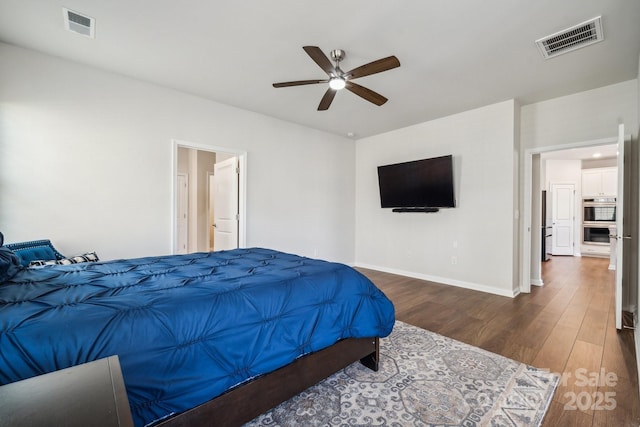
358, 255, 640, 427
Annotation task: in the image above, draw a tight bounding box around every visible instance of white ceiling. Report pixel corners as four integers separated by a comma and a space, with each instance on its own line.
1, 1, 639, 139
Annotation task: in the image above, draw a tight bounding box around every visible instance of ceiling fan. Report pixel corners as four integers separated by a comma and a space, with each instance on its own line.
272, 46, 400, 111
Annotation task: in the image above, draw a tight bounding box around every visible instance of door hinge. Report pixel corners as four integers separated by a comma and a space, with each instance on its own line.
235, 214, 240, 221
235, 167, 240, 174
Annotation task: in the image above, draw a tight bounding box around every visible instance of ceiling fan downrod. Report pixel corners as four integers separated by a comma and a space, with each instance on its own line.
330, 49, 345, 77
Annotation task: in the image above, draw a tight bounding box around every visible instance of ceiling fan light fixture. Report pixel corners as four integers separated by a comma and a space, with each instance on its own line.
329, 77, 346, 90
273, 46, 400, 110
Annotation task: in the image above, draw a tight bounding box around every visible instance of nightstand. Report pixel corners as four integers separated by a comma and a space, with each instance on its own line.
0, 355, 133, 427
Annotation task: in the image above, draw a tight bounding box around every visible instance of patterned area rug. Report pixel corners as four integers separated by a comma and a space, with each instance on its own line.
245, 321, 558, 427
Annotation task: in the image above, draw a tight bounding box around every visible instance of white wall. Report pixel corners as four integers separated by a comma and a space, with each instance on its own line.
530, 154, 542, 285
354, 100, 518, 296
544, 160, 582, 189
0, 43, 356, 263
521, 80, 638, 149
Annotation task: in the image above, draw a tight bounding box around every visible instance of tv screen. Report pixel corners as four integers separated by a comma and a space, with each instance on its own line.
377, 155, 455, 208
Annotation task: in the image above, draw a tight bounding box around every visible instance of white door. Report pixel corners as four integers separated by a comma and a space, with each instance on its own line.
551, 183, 575, 256
614, 124, 626, 330
208, 174, 215, 251
212, 157, 239, 251
176, 173, 188, 254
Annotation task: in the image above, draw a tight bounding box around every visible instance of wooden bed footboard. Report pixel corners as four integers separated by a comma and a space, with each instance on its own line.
156, 337, 379, 427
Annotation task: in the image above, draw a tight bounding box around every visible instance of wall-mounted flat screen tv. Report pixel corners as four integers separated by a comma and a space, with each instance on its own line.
377, 155, 455, 209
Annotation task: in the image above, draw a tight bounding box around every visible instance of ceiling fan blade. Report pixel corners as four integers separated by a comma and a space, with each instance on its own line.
346, 56, 400, 80
345, 81, 388, 106
303, 46, 336, 76
273, 79, 328, 88
318, 88, 337, 110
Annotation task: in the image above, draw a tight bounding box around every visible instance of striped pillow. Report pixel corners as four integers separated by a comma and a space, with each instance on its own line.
29, 252, 99, 267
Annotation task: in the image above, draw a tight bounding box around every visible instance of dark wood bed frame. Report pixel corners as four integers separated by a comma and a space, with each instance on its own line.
156, 337, 379, 427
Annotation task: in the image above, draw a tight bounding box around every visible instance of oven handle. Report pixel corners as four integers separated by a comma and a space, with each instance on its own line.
583, 203, 617, 207
611, 235, 632, 240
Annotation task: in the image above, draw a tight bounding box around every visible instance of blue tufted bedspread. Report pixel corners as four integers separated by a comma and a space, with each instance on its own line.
0, 248, 395, 426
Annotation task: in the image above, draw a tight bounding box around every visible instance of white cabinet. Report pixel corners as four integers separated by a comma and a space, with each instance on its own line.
600, 169, 618, 196
581, 243, 610, 257
582, 167, 617, 197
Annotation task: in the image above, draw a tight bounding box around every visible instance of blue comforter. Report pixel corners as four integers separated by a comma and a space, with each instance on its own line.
0, 248, 395, 426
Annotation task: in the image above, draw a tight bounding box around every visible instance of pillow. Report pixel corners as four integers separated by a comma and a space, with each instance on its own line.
29, 252, 99, 267
5, 239, 66, 267
0, 246, 23, 282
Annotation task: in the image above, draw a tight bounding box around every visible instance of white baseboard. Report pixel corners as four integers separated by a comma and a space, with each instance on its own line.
531, 278, 544, 287
354, 262, 519, 298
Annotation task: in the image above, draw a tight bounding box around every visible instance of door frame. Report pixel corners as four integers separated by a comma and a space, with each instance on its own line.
207, 171, 214, 251
171, 139, 247, 254
521, 136, 618, 293
176, 173, 189, 254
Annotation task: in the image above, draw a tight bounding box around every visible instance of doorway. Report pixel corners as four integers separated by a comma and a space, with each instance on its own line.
522, 137, 619, 293
522, 126, 635, 333
172, 140, 247, 254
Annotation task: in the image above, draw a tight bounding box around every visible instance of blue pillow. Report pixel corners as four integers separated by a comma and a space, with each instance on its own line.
14, 246, 57, 266
0, 246, 22, 282
4, 239, 66, 267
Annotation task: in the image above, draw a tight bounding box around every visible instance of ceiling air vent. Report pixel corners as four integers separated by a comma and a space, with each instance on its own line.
63, 8, 95, 38
535, 16, 603, 59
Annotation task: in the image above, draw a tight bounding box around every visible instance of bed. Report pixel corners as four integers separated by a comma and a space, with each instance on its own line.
0, 244, 395, 426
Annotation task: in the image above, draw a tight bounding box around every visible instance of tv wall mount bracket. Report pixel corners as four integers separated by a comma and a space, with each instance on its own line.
391, 207, 439, 213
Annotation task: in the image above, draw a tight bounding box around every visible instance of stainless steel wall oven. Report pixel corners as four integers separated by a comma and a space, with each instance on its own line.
583, 197, 616, 222
583, 225, 612, 244
582, 197, 615, 245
